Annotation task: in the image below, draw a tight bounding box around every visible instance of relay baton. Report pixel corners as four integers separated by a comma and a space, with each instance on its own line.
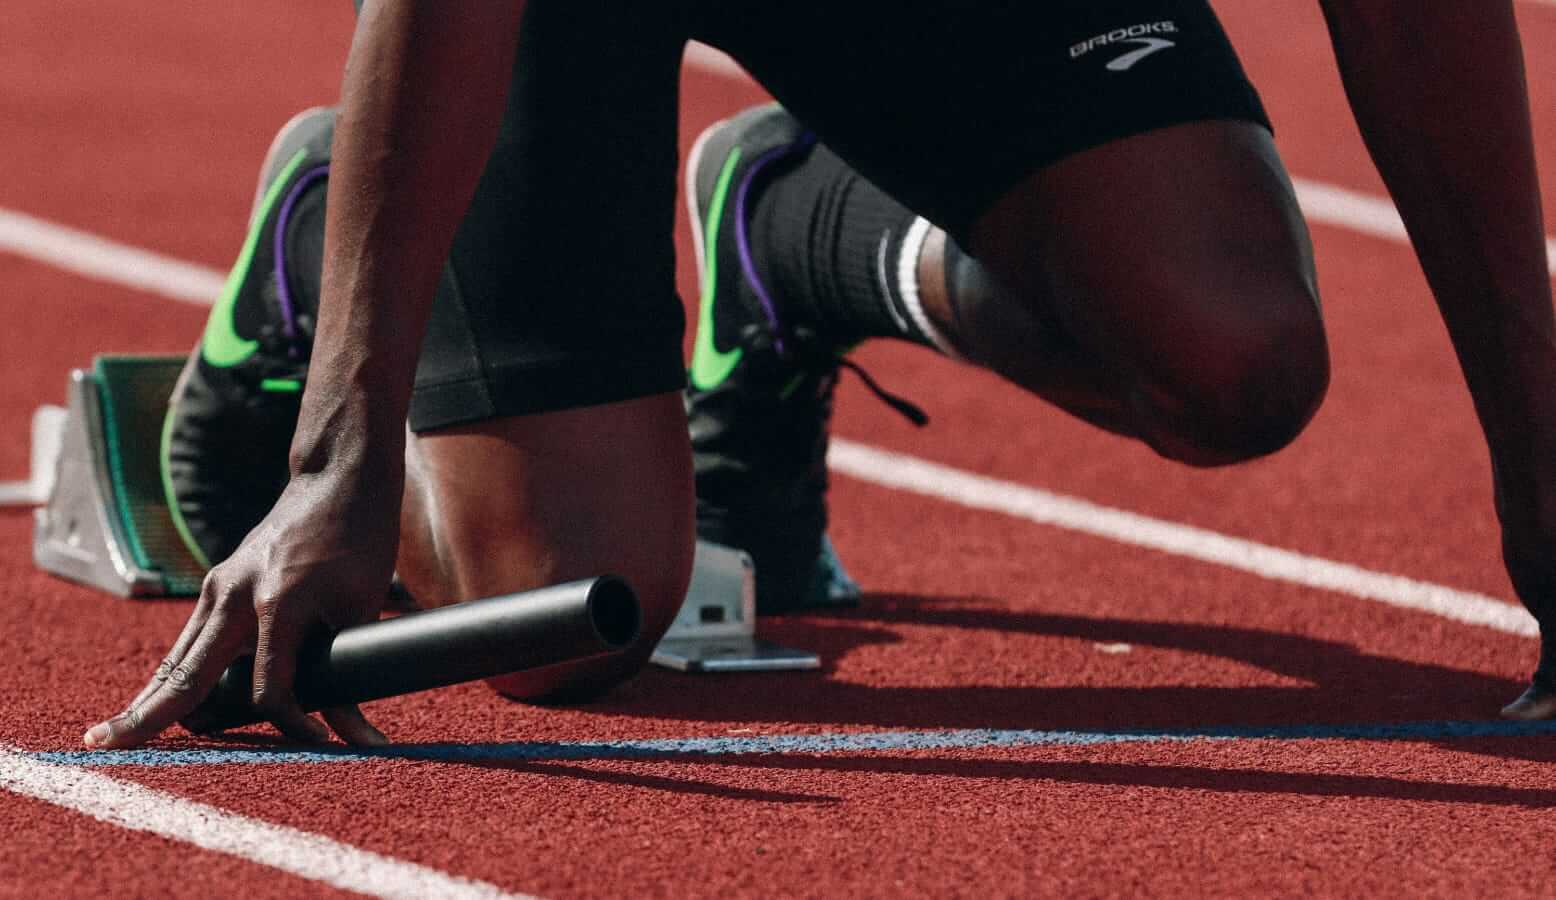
181, 575, 640, 734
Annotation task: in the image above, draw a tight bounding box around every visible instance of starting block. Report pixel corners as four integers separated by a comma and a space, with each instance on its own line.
25, 355, 819, 672
32, 356, 206, 597
652, 540, 820, 672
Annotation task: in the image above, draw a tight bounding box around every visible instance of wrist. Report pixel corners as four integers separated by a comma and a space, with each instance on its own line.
288, 390, 406, 480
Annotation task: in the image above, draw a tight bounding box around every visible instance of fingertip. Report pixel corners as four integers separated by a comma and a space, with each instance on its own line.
82, 723, 109, 748
355, 717, 391, 746
1500, 683, 1556, 720
270, 706, 331, 741
301, 717, 332, 744
358, 726, 391, 748
304, 710, 336, 738
322, 707, 391, 747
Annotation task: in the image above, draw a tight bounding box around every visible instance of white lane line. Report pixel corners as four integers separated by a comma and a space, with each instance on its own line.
829, 440, 1535, 638
0, 208, 225, 305
1291, 178, 1408, 243
682, 43, 1556, 278
1292, 178, 1556, 277
0, 746, 531, 900
0, 482, 40, 505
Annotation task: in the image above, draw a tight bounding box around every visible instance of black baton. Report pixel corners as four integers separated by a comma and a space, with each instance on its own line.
181, 575, 640, 734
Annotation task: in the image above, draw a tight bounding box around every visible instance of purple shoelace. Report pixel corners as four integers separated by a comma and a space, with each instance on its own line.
732, 132, 816, 357
271, 163, 331, 353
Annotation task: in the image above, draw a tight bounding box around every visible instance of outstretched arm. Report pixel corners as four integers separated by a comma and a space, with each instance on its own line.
84, 0, 527, 748
302, 0, 525, 473
1318, 0, 1556, 713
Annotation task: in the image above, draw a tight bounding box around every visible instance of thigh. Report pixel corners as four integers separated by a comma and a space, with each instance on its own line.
408, 0, 693, 430
701, 0, 1323, 457
966, 118, 1320, 403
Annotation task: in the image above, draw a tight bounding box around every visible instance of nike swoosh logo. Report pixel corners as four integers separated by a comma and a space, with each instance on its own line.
1106, 37, 1176, 72
201, 148, 311, 368
689, 146, 745, 391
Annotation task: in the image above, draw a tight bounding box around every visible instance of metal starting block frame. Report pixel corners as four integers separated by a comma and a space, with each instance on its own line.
653, 541, 820, 672
27, 355, 820, 672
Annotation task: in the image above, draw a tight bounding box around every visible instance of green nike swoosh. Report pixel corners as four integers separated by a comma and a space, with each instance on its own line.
689, 146, 744, 391
201, 148, 312, 368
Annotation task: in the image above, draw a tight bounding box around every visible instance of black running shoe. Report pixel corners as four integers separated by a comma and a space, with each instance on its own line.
684, 105, 866, 615
162, 107, 334, 568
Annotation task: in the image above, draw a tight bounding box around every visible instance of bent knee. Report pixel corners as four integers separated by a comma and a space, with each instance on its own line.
1140, 293, 1329, 467
484, 537, 694, 704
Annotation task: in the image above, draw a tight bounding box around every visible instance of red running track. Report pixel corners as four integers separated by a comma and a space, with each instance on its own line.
4, 1, 1556, 896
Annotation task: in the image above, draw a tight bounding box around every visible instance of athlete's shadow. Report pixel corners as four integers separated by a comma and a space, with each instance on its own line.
181, 590, 1555, 806
430, 745, 1556, 809
600, 592, 1547, 761
429, 589, 1556, 805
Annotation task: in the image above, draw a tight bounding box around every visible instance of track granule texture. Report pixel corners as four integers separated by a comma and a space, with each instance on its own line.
4, 0, 1556, 896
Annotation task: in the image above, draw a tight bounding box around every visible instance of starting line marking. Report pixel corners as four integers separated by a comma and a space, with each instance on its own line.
0, 746, 531, 900
23, 719, 1556, 768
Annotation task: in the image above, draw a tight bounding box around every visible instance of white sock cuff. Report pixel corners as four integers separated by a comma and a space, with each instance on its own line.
895, 217, 965, 360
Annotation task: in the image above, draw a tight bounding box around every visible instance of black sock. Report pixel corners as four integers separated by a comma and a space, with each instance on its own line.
751, 143, 959, 356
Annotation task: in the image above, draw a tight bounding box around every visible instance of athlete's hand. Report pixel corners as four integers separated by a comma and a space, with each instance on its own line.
83, 466, 402, 748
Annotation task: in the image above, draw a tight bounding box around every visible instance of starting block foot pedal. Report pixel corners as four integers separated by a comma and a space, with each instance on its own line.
30, 355, 820, 670
33, 356, 206, 597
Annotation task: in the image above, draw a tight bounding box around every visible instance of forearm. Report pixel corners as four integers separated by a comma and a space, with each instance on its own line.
292, 0, 525, 474
1321, 0, 1556, 498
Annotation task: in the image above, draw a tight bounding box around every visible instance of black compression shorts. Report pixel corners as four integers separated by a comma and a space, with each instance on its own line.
402, 0, 1271, 430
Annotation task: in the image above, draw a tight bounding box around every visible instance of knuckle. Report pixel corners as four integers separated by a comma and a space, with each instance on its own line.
164, 663, 198, 694
252, 593, 283, 622
202, 566, 256, 615
199, 566, 229, 600
117, 706, 143, 733
153, 657, 176, 682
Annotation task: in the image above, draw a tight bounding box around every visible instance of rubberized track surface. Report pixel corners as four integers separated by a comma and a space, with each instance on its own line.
5, 2, 1556, 896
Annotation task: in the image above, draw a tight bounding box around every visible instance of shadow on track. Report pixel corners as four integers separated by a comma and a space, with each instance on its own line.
627, 752, 1556, 809
592, 593, 1545, 761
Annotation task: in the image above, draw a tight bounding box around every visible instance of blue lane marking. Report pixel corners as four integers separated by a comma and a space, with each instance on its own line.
25, 719, 1556, 767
